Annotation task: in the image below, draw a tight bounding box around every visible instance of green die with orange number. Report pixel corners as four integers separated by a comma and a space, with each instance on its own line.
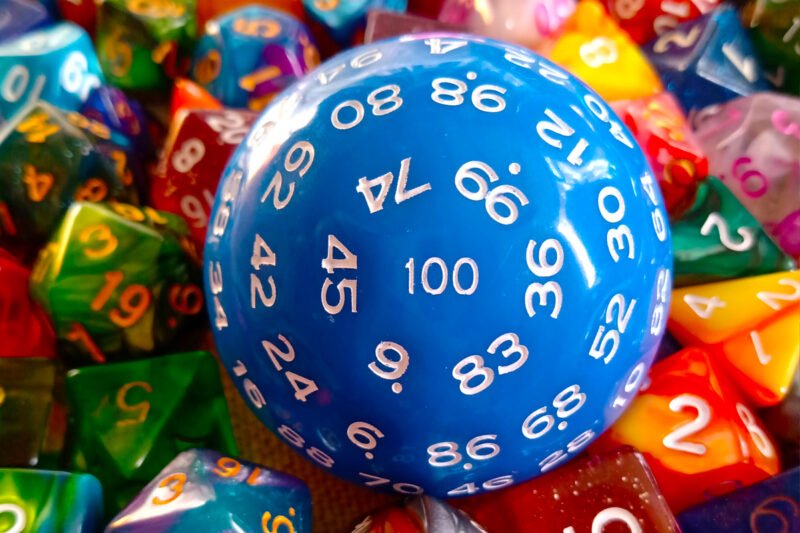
65, 351, 237, 515
29, 202, 203, 367
96, 0, 197, 89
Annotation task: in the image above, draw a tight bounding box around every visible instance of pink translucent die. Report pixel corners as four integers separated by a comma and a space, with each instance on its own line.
439, 0, 576, 50
692, 93, 800, 257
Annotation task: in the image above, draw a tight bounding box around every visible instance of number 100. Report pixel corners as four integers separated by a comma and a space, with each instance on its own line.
405, 257, 478, 295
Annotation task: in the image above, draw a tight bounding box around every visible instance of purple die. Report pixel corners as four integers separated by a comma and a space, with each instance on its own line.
106, 449, 311, 532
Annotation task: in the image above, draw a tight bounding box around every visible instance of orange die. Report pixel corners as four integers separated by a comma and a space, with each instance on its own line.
548, 0, 662, 102
170, 79, 223, 120
669, 271, 800, 406
593, 347, 780, 513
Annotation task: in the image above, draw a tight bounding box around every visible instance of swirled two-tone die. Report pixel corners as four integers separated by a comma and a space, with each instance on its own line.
192, 6, 319, 111
204, 34, 672, 498
0, 22, 103, 121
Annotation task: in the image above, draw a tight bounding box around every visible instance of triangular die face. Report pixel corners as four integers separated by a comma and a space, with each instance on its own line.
671, 177, 795, 287
719, 308, 800, 407
669, 270, 800, 345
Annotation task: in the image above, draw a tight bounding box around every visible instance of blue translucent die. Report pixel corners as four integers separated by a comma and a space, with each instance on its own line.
678, 467, 799, 533
303, 0, 407, 44
0, 0, 51, 44
192, 6, 319, 110
643, 5, 770, 112
0, 22, 104, 121
107, 449, 311, 532
204, 34, 672, 498
0, 469, 103, 532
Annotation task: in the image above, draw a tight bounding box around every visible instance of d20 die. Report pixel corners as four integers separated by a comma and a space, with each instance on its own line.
29, 202, 203, 367
107, 449, 310, 532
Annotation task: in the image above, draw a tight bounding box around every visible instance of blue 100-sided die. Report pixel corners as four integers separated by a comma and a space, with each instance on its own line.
204, 34, 673, 498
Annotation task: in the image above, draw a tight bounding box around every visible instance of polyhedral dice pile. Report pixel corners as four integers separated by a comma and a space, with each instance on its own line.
0, 0, 797, 531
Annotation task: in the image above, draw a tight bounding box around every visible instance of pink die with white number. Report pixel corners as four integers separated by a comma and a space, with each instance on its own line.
692, 93, 800, 258
151, 109, 258, 251
438, 0, 575, 51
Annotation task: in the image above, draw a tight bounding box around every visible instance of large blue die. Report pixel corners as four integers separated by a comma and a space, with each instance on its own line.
643, 5, 770, 112
0, 22, 103, 122
204, 34, 672, 498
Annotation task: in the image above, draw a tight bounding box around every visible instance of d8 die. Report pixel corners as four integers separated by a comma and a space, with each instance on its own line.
643, 5, 770, 111
192, 6, 319, 110
0, 469, 103, 532
605, 0, 721, 45
670, 177, 795, 287
743, 0, 800, 94
66, 351, 237, 514
456, 447, 679, 532
0, 358, 58, 467
95, 0, 196, 89
303, 0, 407, 44
438, 0, 575, 51
0, 0, 52, 43
0, 22, 103, 121
107, 449, 310, 532
204, 35, 672, 497
548, 0, 663, 101
29, 202, 202, 367
669, 271, 800, 407
150, 108, 258, 249
353, 496, 485, 532
691, 93, 800, 257
678, 466, 799, 532
611, 91, 708, 216
0, 102, 138, 257
593, 347, 780, 513
0, 249, 55, 358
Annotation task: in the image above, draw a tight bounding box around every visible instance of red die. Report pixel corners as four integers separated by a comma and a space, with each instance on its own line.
456, 447, 679, 532
612, 92, 709, 216
605, 0, 721, 44
150, 109, 258, 250
0, 248, 56, 358
593, 347, 780, 513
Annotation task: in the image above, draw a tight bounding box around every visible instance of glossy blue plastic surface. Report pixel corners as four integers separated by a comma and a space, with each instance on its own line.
644, 5, 770, 111
303, 0, 407, 44
204, 34, 673, 498
678, 467, 800, 533
107, 449, 311, 532
0, 22, 104, 121
192, 6, 317, 109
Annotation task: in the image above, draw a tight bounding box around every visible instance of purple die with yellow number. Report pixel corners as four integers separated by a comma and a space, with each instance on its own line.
303, 0, 407, 44
107, 449, 311, 532
192, 6, 319, 112
643, 5, 770, 111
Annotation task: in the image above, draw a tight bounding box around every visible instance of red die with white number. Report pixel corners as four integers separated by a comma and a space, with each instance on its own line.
592, 347, 780, 513
150, 109, 258, 250
611, 92, 708, 216
605, 0, 722, 44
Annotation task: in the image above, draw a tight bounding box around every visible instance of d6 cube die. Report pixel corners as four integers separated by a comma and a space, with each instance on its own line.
108, 449, 310, 532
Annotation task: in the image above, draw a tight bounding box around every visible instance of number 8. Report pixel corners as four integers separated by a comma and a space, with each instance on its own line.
452, 355, 494, 395
427, 441, 462, 467
737, 403, 775, 459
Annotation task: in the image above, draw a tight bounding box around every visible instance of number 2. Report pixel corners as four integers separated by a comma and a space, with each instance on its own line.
700, 212, 755, 252
662, 394, 711, 455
